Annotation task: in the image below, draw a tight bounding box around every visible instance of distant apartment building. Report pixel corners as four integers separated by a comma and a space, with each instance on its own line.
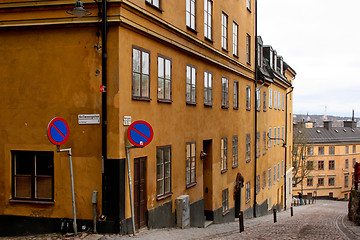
0, 0, 295, 235
293, 120, 360, 200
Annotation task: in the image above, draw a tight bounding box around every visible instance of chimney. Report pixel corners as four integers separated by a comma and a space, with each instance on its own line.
344, 110, 357, 128
324, 121, 332, 130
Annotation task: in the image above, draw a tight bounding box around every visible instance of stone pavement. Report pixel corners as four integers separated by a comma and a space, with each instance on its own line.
2, 200, 360, 240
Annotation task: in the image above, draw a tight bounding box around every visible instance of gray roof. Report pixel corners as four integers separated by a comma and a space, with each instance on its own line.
296, 127, 360, 144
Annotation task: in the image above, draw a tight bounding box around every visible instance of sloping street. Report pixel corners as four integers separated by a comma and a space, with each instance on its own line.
4, 200, 359, 240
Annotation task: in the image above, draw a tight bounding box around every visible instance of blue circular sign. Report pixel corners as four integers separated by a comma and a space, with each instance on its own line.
47, 117, 69, 145
127, 120, 154, 147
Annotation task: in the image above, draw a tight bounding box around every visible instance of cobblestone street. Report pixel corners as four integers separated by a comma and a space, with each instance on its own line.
2, 200, 360, 240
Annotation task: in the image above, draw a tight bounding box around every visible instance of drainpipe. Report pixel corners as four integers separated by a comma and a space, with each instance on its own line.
284, 86, 294, 210
101, 0, 108, 217
253, 0, 258, 218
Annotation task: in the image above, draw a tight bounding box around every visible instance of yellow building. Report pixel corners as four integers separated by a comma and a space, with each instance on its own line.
0, 0, 295, 235
293, 120, 360, 200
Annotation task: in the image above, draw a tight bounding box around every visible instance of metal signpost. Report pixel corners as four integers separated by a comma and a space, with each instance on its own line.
47, 117, 77, 235
126, 120, 154, 235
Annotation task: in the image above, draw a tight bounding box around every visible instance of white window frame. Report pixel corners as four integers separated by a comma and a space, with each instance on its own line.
204, 0, 212, 40
269, 88, 272, 108
246, 0, 251, 11
221, 12, 228, 50
233, 22, 238, 56
186, 0, 196, 30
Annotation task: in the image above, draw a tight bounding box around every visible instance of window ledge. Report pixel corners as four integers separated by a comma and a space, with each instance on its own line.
232, 164, 238, 169
186, 26, 198, 34
222, 48, 229, 53
205, 37, 213, 44
132, 97, 151, 102
221, 169, 228, 174
221, 105, 229, 109
158, 99, 172, 104
233, 54, 239, 59
186, 102, 197, 106
156, 192, 172, 201
222, 209, 230, 216
186, 182, 197, 189
233, 107, 239, 110
246, 159, 251, 163
246, 107, 251, 111
9, 199, 54, 205
204, 103, 213, 107
145, 2, 163, 12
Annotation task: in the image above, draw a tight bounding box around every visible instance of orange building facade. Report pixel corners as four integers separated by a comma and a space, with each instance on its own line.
0, 0, 295, 235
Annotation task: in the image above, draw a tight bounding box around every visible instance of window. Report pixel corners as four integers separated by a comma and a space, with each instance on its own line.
278, 92, 281, 110
156, 146, 171, 198
246, 85, 251, 110
256, 89, 260, 111
307, 160, 314, 170
186, 0, 196, 30
268, 168, 272, 188
186, 65, 196, 104
273, 165, 276, 184
245, 181, 251, 203
246, 0, 251, 11
246, 34, 251, 64
274, 91, 277, 110
233, 81, 239, 109
353, 158, 357, 167
281, 160, 284, 177
204, 0, 212, 40
318, 177, 324, 186
273, 51, 277, 70
329, 146, 335, 155
186, 142, 196, 187
157, 55, 172, 102
345, 146, 349, 154
268, 128, 272, 148
318, 160, 324, 170
256, 175, 260, 194
233, 22, 238, 56
221, 137, 227, 172
221, 77, 229, 108
282, 94, 285, 110
282, 126, 284, 144
353, 145, 357, 153
269, 88, 273, 108
307, 147, 313, 156
329, 160, 335, 170
274, 127, 276, 147
277, 163, 280, 181
345, 159, 349, 169
232, 136, 238, 167
132, 47, 150, 100
262, 171, 266, 189
12, 151, 54, 201
278, 127, 280, 144
256, 132, 260, 158
318, 147, 324, 155
263, 91, 267, 111
246, 134, 251, 162
221, 12, 228, 50
263, 131, 266, 154
204, 71, 212, 106
307, 178, 313, 186
257, 42, 263, 68
345, 175, 349, 187
222, 189, 229, 213
328, 177, 335, 186
146, 0, 160, 8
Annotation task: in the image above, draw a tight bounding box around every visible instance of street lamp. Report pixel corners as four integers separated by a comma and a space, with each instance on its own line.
66, 0, 92, 17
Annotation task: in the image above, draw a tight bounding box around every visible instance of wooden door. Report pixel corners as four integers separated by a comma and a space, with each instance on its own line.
134, 157, 147, 229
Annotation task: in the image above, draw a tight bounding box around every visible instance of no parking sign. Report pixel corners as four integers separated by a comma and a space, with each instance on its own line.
47, 117, 69, 146
127, 120, 153, 147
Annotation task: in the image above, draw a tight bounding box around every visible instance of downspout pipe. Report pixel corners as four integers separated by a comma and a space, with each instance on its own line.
253, 0, 258, 218
284, 86, 294, 210
101, 0, 108, 217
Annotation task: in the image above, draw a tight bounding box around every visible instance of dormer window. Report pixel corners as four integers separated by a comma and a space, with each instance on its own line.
257, 42, 263, 68
269, 50, 273, 68
273, 51, 277, 70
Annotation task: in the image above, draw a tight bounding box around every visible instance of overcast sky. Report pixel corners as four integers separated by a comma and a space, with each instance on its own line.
257, 0, 360, 118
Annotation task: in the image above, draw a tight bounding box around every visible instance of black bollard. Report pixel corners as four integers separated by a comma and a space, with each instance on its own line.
290, 206, 293, 216
273, 208, 277, 223
239, 211, 244, 233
